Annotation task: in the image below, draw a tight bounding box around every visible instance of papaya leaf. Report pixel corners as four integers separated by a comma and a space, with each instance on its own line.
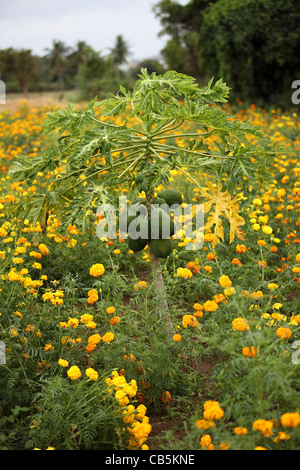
200, 180, 246, 247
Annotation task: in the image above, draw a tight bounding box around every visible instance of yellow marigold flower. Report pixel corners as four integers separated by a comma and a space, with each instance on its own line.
88, 334, 101, 344
0, 228, 8, 237
173, 333, 182, 341
193, 302, 203, 311
268, 283, 278, 290
204, 233, 215, 242
122, 405, 136, 424
224, 287, 236, 296
110, 316, 120, 326
253, 198, 262, 206
182, 314, 199, 328
134, 280, 148, 290
234, 426, 248, 435
251, 290, 264, 300
58, 359, 69, 367
218, 275, 232, 288
200, 434, 214, 450
89, 263, 105, 277
254, 446, 267, 450
262, 225, 273, 235
30, 251, 42, 259
242, 346, 257, 358
273, 432, 291, 443
85, 367, 99, 381
203, 300, 219, 312
280, 412, 300, 428
38, 244, 49, 256
219, 442, 230, 450
106, 306, 116, 314
296, 253, 300, 263
204, 265, 212, 273
195, 419, 215, 430
67, 317, 79, 329
252, 223, 260, 231
232, 317, 249, 331
177, 267, 193, 279
136, 404, 147, 420
32, 262, 42, 270
236, 244, 247, 253
102, 332, 115, 343
67, 365, 81, 381
80, 313, 94, 324
203, 400, 224, 420
253, 419, 273, 437
276, 327, 292, 340
87, 289, 98, 304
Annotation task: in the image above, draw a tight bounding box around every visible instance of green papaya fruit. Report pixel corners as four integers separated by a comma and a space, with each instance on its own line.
157, 189, 183, 207
152, 197, 169, 213
150, 238, 173, 258
135, 173, 144, 185
140, 179, 150, 193
128, 237, 147, 253
131, 197, 147, 205
149, 207, 174, 238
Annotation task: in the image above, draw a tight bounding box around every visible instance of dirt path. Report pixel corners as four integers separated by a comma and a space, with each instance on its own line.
0, 91, 82, 112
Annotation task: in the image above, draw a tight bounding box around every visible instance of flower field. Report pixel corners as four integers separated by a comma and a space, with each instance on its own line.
0, 98, 300, 451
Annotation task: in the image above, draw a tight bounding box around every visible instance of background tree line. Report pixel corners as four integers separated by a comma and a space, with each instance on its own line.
1, 0, 300, 105
154, 0, 300, 105
0, 36, 166, 100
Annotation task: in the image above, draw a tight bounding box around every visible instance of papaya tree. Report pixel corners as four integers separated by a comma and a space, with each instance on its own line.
8, 69, 278, 334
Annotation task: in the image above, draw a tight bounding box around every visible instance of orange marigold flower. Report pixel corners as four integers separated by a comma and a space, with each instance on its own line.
232, 317, 249, 331
242, 346, 257, 358
236, 244, 247, 253
276, 327, 292, 340
173, 334, 182, 341
234, 426, 248, 435
280, 412, 300, 428
253, 419, 273, 437
102, 332, 115, 343
106, 306, 116, 314
203, 300, 218, 312
89, 263, 105, 277
218, 275, 232, 288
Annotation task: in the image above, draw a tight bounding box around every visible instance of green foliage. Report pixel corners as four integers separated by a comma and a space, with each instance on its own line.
8, 69, 278, 232
154, 0, 300, 104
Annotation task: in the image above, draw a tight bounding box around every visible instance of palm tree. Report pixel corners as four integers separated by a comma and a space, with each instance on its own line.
109, 35, 131, 66
45, 40, 71, 92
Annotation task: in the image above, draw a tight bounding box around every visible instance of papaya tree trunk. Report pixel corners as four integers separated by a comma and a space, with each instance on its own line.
149, 250, 175, 336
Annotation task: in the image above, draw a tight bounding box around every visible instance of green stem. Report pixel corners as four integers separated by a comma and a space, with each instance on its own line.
90, 115, 147, 136
117, 153, 145, 179
153, 132, 210, 140
110, 143, 145, 154
60, 156, 140, 194
154, 141, 223, 159
150, 120, 184, 138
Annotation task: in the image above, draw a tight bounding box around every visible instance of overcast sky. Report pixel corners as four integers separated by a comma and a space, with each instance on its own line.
0, 0, 179, 62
